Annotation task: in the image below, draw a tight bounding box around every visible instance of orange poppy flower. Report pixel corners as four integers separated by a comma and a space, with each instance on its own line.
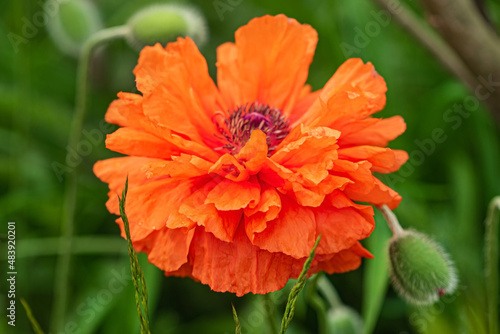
94, 14, 408, 296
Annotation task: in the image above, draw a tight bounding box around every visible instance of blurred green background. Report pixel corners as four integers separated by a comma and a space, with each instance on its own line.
1, 0, 499, 333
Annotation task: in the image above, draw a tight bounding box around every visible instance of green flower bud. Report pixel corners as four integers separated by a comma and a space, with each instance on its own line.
126, 4, 207, 50
326, 306, 363, 334
389, 230, 458, 305
46, 0, 103, 57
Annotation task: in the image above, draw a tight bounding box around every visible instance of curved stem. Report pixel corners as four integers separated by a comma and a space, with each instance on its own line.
379, 205, 404, 236
306, 274, 328, 334
485, 196, 500, 334
50, 25, 130, 333
317, 274, 342, 309
263, 293, 279, 334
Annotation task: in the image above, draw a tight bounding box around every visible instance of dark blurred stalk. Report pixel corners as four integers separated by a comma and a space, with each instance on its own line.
485, 197, 500, 334
50, 25, 130, 332
419, 0, 500, 124
372, 0, 478, 93
373, 0, 500, 125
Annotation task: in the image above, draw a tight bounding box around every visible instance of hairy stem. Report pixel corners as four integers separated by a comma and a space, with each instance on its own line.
379, 205, 404, 236
50, 25, 130, 333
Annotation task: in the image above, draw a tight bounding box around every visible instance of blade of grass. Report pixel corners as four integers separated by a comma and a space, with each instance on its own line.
279, 235, 321, 334
232, 304, 242, 334
485, 196, 500, 334
362, 211, 392, 334
119, 177, 151, 334
21, 298, 45, 334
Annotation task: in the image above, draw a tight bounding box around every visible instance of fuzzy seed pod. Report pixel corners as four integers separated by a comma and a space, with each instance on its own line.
46, 0, 103, 57
126, 4, 207, 50
389, 230, 458, 305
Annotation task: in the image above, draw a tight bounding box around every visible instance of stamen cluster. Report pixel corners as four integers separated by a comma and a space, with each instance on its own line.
215, 102, 290, 155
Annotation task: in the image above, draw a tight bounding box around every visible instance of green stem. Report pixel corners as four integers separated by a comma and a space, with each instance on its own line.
317, 275, 342, 309
306, 274, 328, 334
379, 205, 404, 236
263, 293, 279, 334
50, 25, 130, 333
485, 196, 500, 334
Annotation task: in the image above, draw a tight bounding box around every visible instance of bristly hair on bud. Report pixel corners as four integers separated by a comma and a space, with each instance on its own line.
45, 0, 103, 57
126, 4, 207, 50
389, 229, 458, 305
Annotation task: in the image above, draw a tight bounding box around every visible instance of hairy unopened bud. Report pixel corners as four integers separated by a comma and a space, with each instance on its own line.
46, 0, 103, 56
326, 306, 363, 334
126, 4, 207, 50
389, 230, 458, 305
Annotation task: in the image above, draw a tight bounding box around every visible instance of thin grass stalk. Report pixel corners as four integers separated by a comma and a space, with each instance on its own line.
119, 177, 151, 333
279, 235, 321, 334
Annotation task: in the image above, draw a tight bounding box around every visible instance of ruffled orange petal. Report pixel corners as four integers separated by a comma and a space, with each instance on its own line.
205, 177, 261, 211
296, 58, 386, 126
244, 183, 281, 241
105, 91, 221, 163
129, 227, 195, 272
135, 39, 225, 112
251, 196, 316, 259
336, 116, 406, 147
123, 178, 198, 230
235, 130, 268, 174
209, 154, 250, 181
93, 156, 160, 215
105, 92, 144, 128
134, 40, 225, 146
288, 85, 321, 124
271, 125, 340, 166
178, 178, 242, 242
338, 146, 406, 173
105, 127, 180, 159
216, 15, 317, 113
345, 176, 402, 209
313, 242, 372, 274
143, 154, 213, 180
331, 159, 375, 197
295, 85, 370, 127
320, 58, 386, 117
189, 226, 305, 296
314, 206, 374, 255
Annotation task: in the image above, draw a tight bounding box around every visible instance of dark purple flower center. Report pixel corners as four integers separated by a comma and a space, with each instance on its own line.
214, 102, 290, 155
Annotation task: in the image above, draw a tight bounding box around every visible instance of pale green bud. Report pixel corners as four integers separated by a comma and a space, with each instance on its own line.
326, 306, 363, 334
389, 230, 458, 305
126, 4, 207, 50
46, 0, 103, 57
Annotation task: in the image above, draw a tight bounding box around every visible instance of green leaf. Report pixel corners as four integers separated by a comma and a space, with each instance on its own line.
362, 211, 391, 334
